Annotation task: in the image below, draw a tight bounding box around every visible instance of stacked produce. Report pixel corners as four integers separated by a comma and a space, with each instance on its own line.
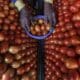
0, 0, 38, 80
44, 0, 80, 80
30, 18, 51, 36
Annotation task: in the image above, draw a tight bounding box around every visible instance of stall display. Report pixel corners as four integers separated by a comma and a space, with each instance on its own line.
44, 0, 80, 80
0, 0, 38, 80
0, 0, 80, 80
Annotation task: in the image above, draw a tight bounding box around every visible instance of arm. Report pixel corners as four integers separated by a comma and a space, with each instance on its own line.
10, 0, 30, 31
44, 0, 56, 26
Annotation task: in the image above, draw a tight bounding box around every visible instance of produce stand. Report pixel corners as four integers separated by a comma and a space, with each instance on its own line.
0, 0, 80, 80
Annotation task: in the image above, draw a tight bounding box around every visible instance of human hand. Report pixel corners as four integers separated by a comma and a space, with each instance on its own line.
10, 0, 30, 31
44, 2, 56, 26
19, 7, 31, 31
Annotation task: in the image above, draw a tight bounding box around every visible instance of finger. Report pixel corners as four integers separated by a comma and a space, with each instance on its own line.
52, 12, 56, 26
20, 8, 30, 31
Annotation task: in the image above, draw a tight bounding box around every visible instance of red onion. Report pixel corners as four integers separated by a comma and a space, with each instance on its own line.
0, 32, 5, 42
64, 58, 79, 69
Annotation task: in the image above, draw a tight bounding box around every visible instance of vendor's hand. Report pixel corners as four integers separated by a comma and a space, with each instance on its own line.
10, 0, 30, 31
44, 2, 56, 26
20, 7, 31, 31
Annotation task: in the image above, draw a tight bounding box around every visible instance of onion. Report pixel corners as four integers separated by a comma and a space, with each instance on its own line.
69, 29, 77, 36
75, 1, 80, 8
70, 37, 80, 45
62, 75, 69, 80
4, 18, 10, 24
58, 15, 64, 21
77, 29, 80, 35
63, 39, 70, 46
61, 27, 66, 32
8, 15, 14, 22
0, 63, 7, 76
2, 73, 12, 80
65, 58, 79, 69
30, 18, 50, 36
15, 38, 22, 44
17, 64, 30, 75
72, 13, 80, 21
57, 32, 64, 38
31, 70, 36, 75
5, 54, 14, 64
64, 32, 70, 38
34, 25, 40, 32
69, 5, 78, 13
9, 10, 16, 16
41, 25, 45, 31
0, 42, 9, 54
0, 18, 3, 24
21, 75, 30, 80
3, 24, 9, 31
3, 5, 9, 11
11, 61, 21, 69
0, 32, 5, 41
2, 68, 15, 80
10, 24, 17, 31
4, 10, 9, 16
65, 23, 73, 30
8, 46, 20, 54
0, 12, 5, 18
74, 21, 80, 28
17, 67, 26, 75
64, 17, 70, 23
75, 46, 80, 55
59, 47, 67, 54
38, 19, 44, 24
